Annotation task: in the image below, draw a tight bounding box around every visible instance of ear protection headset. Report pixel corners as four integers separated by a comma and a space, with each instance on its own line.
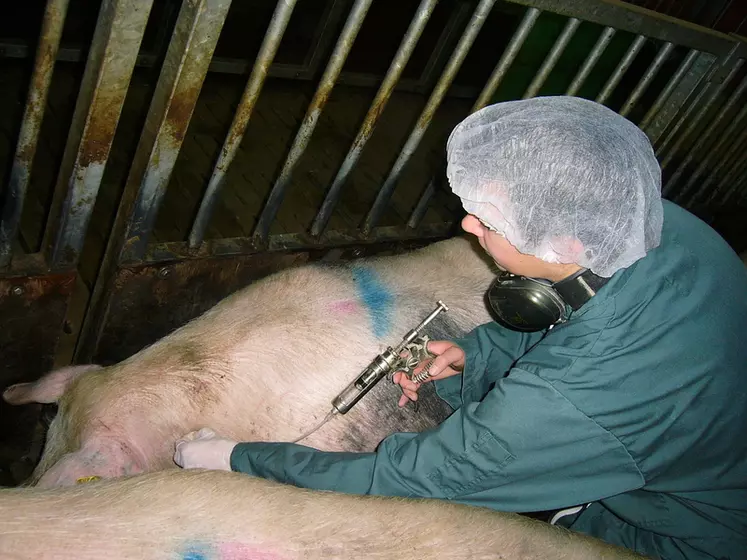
486, 268, 609, 332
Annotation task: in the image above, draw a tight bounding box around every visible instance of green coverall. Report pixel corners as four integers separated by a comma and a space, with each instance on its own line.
231, 200, 747, 560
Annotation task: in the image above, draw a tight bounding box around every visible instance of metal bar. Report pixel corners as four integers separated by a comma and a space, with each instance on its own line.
638, 48, 699, 130
362, 0, 497, 234
252, 0, 374, 244
141, 222, 457, 265
595, 34, 647, 105
119, 0, 233, 260
522, 16, 581, 99
503, 0, 735, 55
309, 0, 439, 238
717, 151, 747, 206
407, 6, 542, 232
44, 0, 155, 269
474, 7, 541, 109
189, 0, 298, 248
0, 0, 70, 269
619, 41, 675, 116
695, 109, 747, 205
660, 57, 744, 176
667, 72, 747, 202
710, 130, 747, 205
300, 0, 349, 80
565, 26, 616, 96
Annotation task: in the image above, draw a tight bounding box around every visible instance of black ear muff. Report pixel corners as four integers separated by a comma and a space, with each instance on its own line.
487, 274, 567, 332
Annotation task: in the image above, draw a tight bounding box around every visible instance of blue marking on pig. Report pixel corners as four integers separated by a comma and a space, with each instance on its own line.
351, 265, 395, 339
179, 541, 213, 560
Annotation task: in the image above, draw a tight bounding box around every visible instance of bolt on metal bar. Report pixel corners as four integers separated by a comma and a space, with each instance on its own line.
660, 57, 744, 179
120, 0, 233, 261
46, 0, 155, 270
595, 34, 647, 105
668, 72, 747, 203
565, 26, 616, 96
362, 0, 497, 235
408, 6, 541, 230
188, 0, 298, 248
252, 0, 374, 244
638, 48, 699, 131
619, 41, 674, 117
522, 16, 581, 99
474, 7, 541, 109
0, 0, 70, 269
309, 0, 439, 238
690, 104, 747, 205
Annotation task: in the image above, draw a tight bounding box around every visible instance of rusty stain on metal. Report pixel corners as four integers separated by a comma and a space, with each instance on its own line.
252, 0, 375, 244
119, 0, 233, 261
310, 0, 439, 238
0, 0, 71, 268
362, 0, 497, 235
46, 0, 156, 269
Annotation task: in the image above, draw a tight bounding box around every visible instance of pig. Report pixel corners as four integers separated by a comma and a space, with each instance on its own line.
0, 468, 650, 559
3, 236, 499, 488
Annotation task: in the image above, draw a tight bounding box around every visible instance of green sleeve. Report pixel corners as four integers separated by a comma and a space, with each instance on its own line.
433, 321, 544, 408
230, 367, 644, 512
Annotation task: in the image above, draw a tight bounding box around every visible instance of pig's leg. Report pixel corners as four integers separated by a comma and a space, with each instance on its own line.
3, 365, 102, 405
34, 436, 147, 488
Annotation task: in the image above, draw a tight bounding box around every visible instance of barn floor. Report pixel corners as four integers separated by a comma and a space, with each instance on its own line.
0, 58, 471, 287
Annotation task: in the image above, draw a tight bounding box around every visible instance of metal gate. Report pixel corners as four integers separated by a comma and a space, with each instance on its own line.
1, 0, 746, 481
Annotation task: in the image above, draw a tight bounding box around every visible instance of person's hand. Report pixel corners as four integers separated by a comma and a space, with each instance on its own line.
392, 340, 465, 407
173, 427, 237, 471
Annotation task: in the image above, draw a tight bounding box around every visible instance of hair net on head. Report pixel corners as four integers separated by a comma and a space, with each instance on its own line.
445, 96, 663, 278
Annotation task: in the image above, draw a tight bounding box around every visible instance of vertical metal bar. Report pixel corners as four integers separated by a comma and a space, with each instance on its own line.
619, 41, 674, 117
565, 26, 616, 96
0, 0, 70, 268
473, 7, 541, 110
44, 0, 155, 269
416, 2, 471, 94
660, 57, 744, 176
522, 17, 581, 99
309, 0, 439, 238
595, 34, 647, 105
710, 129, 747, 205
717, 151, 747, 206
683, 104, 747, 202
252, 0, 374, 244
645, 51, 716, 148
362, 0, 497, 235
188, 0, 298, 248
408, 6, 541, 231
299, 0, 348, 80
638, 48, 699, 130
667, 73, 747, 202
119, 0, 233, 260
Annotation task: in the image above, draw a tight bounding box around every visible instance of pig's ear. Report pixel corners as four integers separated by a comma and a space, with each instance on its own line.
2, 364, 102, 405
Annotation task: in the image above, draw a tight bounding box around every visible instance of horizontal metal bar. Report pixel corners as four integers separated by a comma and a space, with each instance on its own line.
474, 7, 541, 109
362, 0, 497, 234
252, 0, 374, 244
619, 41, 674, 117
119, 0, 233, 261
134, 222, 457, 265
660, 56, 744, 182
595, 34, 647, 105
696, 109, 747, 205
565, 26, 616, 96
189, 0, 299, 248
668, 72, 747, 203
522, 16, 581, 99
0, 0, 70, 269
638, 47, 699, 131
310, 0, 439, 238
503, 0, 737, 55
45, 0, 155, 270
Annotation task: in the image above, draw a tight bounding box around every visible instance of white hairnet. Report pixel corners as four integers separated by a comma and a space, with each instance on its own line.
445, 96, 663, 277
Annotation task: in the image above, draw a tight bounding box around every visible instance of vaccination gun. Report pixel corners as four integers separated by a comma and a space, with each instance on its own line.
331, 301, 449, 415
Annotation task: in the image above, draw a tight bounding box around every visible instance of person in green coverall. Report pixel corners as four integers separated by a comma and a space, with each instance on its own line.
173, 96, 747, 560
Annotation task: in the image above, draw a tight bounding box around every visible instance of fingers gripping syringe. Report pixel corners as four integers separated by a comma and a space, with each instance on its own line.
330, 301, 449, 415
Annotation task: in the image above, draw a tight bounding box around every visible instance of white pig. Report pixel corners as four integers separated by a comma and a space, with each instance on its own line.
3, 236, 499, 488
0, 468, 650, 559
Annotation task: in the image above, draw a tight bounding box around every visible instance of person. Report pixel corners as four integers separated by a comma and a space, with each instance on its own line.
173, 96, 747, 560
